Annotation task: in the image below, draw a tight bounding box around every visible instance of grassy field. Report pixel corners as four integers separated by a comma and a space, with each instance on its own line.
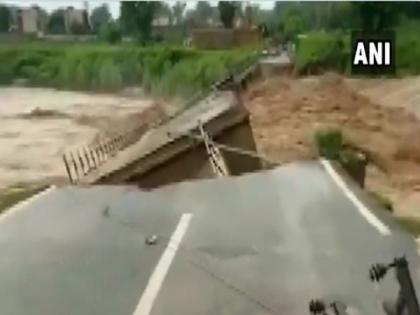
0, 43, 256, 98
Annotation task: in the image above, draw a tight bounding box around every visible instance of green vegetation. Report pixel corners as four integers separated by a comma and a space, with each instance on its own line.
120, 2, 161, 43
0, 5, 11, 32
47, 9, 66, 34
295, 24, 420, 75
0, 184, 47, 214
315, 129, 343, 160
295, 32, 349, 73
315, 128, 368, 186
90, 4, 112, 34
316, 130, 396, 212
0, 44, 254, 97
218, 2, 237, 28
277, 2, 420, 75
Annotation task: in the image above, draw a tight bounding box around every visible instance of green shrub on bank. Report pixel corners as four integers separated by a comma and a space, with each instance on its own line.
295, 21, 420, 75
315, 128, 368, 187
0, 43, 254, 97
295, 31, 349, 73
395, 20, 420, 74
97, 58, 123, 90
315, 128, 343, 159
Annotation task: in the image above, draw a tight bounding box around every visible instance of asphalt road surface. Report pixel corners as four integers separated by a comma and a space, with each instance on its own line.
0, 161, 419, 315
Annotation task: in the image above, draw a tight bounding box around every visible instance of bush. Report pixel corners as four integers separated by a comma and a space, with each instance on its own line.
295, 31, 349, 73
97, 58, 123, 90
315, 128, 343, 159
99, 22, 122, 44
294, 22, 420, 75
395, 20, 420, 74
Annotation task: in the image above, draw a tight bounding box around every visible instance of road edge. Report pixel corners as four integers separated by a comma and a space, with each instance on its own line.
320, 159, 391, 236
0, 185, 56, 224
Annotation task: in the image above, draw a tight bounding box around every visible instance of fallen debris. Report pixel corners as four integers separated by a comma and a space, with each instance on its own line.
145, 235, 158, 246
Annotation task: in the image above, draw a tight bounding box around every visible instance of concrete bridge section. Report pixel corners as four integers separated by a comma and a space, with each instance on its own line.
70, 54, 289, 188
81, 90, 262, 188
1, 161, 419, 315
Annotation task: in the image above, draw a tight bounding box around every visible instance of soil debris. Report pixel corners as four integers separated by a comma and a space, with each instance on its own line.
245, 72, 420, 217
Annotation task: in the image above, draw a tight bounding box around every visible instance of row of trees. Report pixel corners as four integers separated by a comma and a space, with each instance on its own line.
271, 2, 420, 41
0, 1, 246, 42
3, 2, 420, 42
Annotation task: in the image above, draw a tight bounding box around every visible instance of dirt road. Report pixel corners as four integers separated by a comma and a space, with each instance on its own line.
245, 73, 420, 217
0, 87, 154, 189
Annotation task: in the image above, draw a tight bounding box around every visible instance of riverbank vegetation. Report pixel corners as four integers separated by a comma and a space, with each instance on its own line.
272, 2, 420, 74
0, 44, 255, 98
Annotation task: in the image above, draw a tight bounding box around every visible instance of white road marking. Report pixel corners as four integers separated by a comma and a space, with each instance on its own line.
320, 159, 391, 235
0, 185, 56, 224
415, 237, 420, 256
133, 213, 193, 315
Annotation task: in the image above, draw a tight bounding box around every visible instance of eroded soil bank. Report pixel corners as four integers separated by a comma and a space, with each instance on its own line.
245, 73, 420, 218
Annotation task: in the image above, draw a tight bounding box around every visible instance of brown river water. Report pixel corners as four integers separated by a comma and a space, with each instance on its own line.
0, 87, 152, 189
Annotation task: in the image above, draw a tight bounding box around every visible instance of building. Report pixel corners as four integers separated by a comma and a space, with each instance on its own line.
13, 6, 47, 35
63, 7, 90, 34
191, 14, 261, 49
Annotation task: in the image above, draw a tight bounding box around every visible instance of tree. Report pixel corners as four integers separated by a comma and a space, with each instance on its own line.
172, 1, 186, 25
69, 10, 90, 34
0, 5, 11, 32
90, 4, 111, 33
281, 7, 305, 40
218, 1, 236, 28
120, 1, 161, 42
156, 2, 173, 25
352, 2, 398, 32
196, 1, 213, 23
47, 9, 66, 34
100, 21, 122, 44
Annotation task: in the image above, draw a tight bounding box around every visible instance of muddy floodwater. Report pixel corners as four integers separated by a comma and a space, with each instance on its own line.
0, 87, 152, 189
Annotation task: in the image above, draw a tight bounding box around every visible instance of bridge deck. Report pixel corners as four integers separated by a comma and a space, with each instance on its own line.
0, 161, 419, 315
81, 91, 241, 184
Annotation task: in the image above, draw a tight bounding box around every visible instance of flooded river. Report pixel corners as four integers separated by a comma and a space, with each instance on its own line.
0, 87, 153, 189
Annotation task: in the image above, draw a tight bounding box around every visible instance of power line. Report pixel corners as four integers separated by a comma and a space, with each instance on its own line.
168, 130, 280, 166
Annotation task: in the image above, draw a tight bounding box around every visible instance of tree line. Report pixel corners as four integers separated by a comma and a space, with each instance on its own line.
270, 2, 420, 41
0, 1, 247, 43
2, 2, 418, 44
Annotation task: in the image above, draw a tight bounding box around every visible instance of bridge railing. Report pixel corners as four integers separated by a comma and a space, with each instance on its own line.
62, 123, 150, 184
62, 51, 261, 184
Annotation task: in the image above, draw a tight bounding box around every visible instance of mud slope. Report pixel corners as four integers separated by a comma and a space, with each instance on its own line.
245, 73, 420, 217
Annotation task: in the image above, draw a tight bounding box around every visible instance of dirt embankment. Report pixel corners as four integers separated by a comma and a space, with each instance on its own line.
244, 73, 420, 217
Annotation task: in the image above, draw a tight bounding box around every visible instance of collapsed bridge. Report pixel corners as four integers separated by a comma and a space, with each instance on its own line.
2, 53, 420, 315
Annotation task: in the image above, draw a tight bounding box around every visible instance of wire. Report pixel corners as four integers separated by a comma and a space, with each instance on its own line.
168, 130, 280, 166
